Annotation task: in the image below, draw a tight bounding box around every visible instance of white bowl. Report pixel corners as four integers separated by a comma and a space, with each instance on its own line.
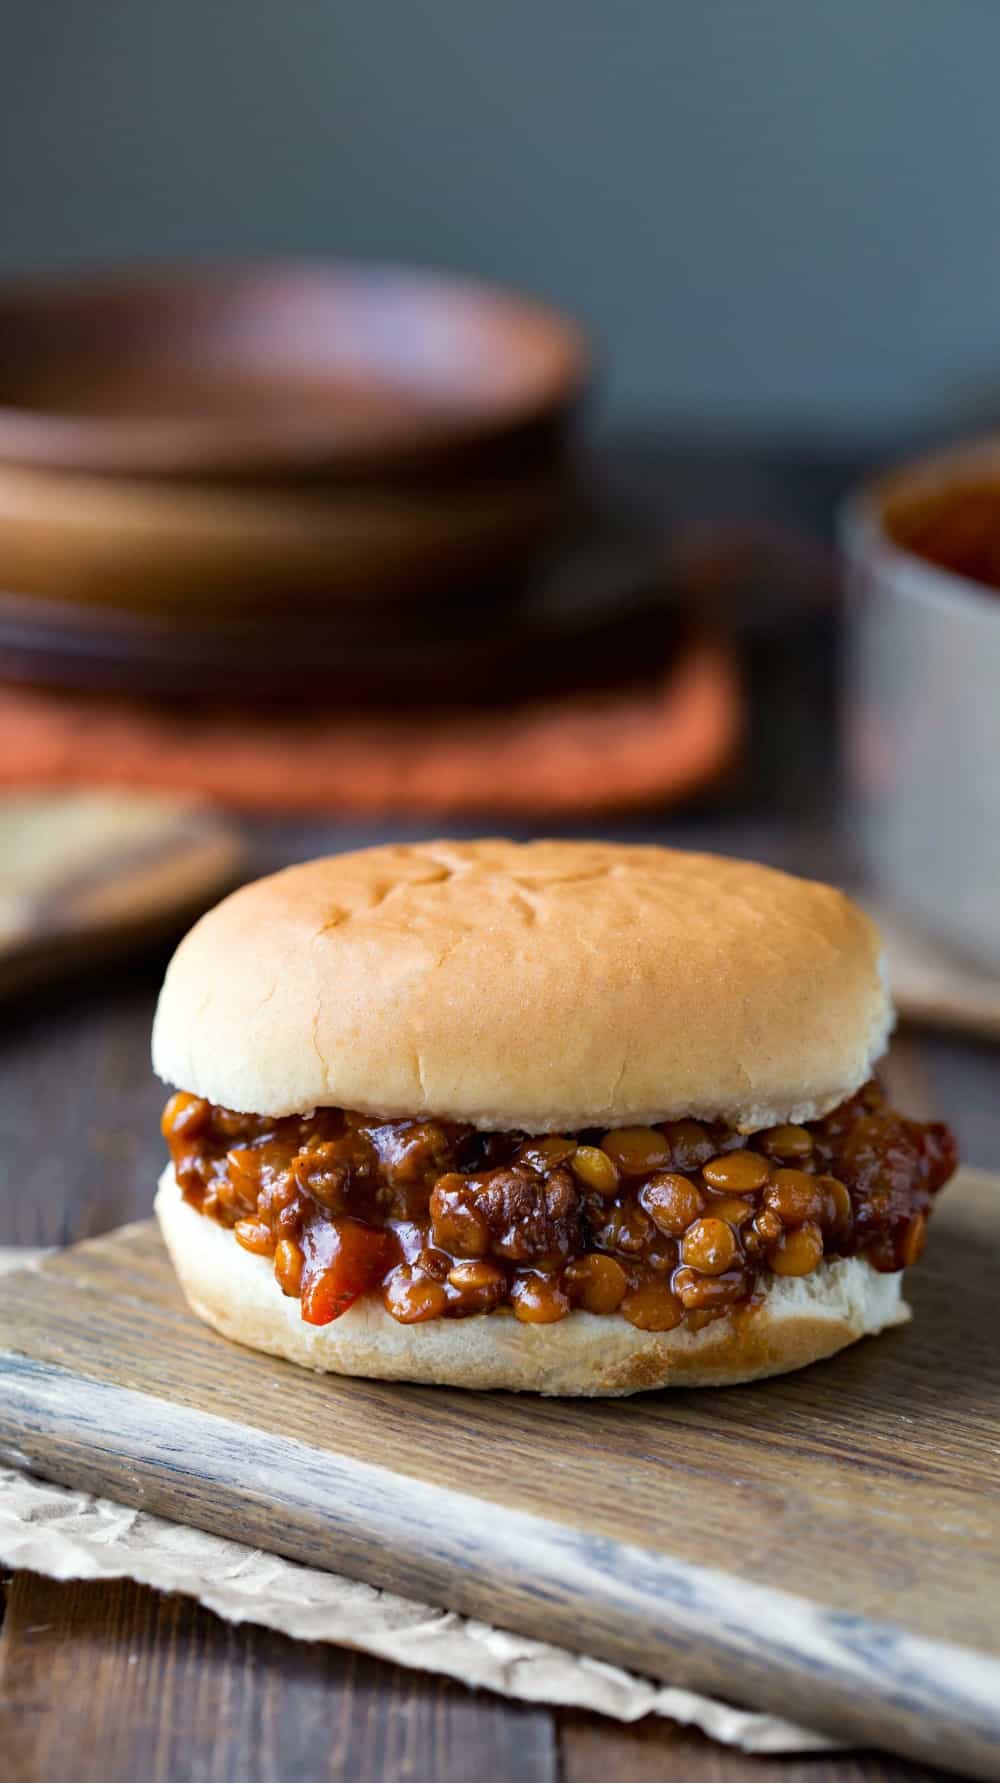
841, 439, 1000, 969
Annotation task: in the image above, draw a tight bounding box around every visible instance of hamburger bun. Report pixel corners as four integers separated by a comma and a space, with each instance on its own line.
152, 839, 905, 1395
153, 839, 891, 1134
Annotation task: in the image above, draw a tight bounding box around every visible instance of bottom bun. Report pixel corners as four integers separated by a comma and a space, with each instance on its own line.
155, 1168, 909, 1396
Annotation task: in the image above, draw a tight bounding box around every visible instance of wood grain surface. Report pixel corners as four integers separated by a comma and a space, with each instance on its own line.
1, 1165, 997, 1778
0, 1570, 558, 1783
1, 1571, 946, 1783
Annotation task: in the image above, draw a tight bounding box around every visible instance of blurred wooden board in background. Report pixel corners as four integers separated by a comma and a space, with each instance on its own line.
0, 791, 242, 999
872, 902, 1000, 1044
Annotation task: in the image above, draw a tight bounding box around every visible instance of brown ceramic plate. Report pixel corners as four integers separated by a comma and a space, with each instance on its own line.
0, 456, 571, 609
0, 536, 679, 707
0, 262, 590, 480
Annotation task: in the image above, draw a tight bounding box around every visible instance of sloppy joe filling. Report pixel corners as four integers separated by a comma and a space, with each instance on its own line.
162, 1083, 957, 1332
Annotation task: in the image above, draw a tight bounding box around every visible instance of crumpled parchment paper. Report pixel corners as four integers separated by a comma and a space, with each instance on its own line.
0, 1248, 835, 1754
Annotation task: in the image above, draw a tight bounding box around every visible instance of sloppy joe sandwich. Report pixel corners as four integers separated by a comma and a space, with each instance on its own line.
152, 839, 956, 1395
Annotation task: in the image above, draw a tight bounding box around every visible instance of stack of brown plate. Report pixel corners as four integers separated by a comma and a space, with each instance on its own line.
0, 261, 590, 701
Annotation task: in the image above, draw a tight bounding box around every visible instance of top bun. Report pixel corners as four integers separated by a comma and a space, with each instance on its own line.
152, 839, 892, 1133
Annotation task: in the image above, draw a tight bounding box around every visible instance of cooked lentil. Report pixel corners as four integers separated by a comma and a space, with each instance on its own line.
162, 1081, 957, 1331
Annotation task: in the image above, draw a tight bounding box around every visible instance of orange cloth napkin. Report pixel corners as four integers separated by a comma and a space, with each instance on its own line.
0, 637, 739, 816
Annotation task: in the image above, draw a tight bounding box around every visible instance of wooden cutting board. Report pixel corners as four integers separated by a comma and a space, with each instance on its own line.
0, 791, 242, 999
1, 1169, 998, 1779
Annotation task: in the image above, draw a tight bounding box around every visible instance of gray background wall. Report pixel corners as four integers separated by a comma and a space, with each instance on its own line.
1, 0, 998, 437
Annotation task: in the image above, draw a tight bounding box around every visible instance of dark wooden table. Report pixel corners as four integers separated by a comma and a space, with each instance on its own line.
1, 439, 996, 1782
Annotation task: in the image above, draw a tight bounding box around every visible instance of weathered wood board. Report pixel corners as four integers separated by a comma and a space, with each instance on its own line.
0, 790, 241, 999
0, 1169, 998, 1778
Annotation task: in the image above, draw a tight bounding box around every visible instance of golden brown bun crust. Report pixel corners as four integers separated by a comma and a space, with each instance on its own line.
152, 839, 891, 1133
155, 1170, 908, 1397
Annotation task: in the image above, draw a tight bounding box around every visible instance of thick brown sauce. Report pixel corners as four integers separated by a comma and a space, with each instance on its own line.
886, 480, 1000, 592
162, 1084, 957, 1332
